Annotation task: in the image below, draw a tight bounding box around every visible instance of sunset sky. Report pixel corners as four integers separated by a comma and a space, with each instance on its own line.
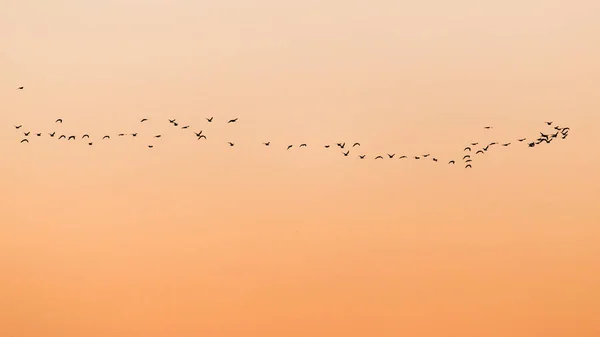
1, 0, 599, 336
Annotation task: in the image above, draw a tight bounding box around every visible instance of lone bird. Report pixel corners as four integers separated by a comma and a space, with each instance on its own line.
182, 126, 190, 129
228, 118, 238, 123
518, 138, 526, 142
483, 145, 490, 151
528, 142, 535, 147
103, 135, 110, 139
484, 126, 492, 129
471, 142, 479, 146
359, 155, 365, 159
198, 135, 207, 140
502, 143, 511, 146
324, 145, 330, 148
55, 119, 63, 123
449, 160, 455, 164
148, 145, 153, 148
140, 118, 148, 122
375, 156, 383, 159
546, 121, 553, 125
399, 156, 407, 159
432, 158, 438, 162
263, 142, 270, 146
24, 132, 30, 136
465, 164, 472, 169
154, 135, 161, 138
59, 135, 66, 139
36, 133, 41, 137
387, 153, 395, 158
118, 133, 126, 137
414, 156, 420, 159
343, 151, 350, 156
131, 133, 138, 137
299, 144, 307, 147
465, 159, 472, 163
15, 125, 22, 129
68, 136, 75, 140
17, 86, 24, 90
20, 139, 28, 143
49, 132, 55, 137
476, 150, 484, 154
228, 142, 235, 146
463, 155, 470, 159
287, 145, 293, 150
423, 154, 430, 157
82, 134, 90, 139
353, 142, 360, 147
168, 119, 176, 124
88, 142, 93, 146
464, 147, 471, 151
206, 117, 213, 122
194, 131, 203, 137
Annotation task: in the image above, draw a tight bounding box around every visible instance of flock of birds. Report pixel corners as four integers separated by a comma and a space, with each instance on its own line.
11, 86, 571, 169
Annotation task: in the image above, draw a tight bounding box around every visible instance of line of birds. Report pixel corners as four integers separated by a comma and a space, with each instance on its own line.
12, 85, 570, 169
13, 116, 570, 169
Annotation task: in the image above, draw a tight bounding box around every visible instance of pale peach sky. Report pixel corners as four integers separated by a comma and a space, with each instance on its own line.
1, 0, 599, 336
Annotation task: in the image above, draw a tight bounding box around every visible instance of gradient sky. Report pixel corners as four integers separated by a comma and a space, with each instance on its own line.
1, 1, 599, 336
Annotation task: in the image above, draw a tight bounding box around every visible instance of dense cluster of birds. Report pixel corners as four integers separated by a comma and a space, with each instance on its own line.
11, 86, 571, 169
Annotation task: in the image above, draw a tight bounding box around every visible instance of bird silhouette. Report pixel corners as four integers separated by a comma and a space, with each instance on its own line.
24, 132, 30, 136
448, 160, 455, 164
562, 133, 568, 139
337, 142, 346, 149
489, 142, 497, 146
198, 135, 207, 140
206, 117, 213, 122
68, 136, 75, 140
465, 159, 472, 163
414, 156, 420, 159
228, 118, 238, 123
353, 142, 360, 147
399, 156, 407, 159
88, 142, 93, 146
59, 135, 66, 139
263, 142, 270, 146
182, 125, 190, 129
300, 144, 307, 147
464, 147, 471, 151
118, 133, 126, 137
463, 155, 470, 159
148, 145, 153, 148
49, 132, 55, 137
287, 145, 293, 150
131, 133, 137, 137
546, 121, 553, 125
359, 155, 365, 159
20, 139, 28, 143
103, 135, 110, 139
471, 142, 479, 146
540, 132, 549, 139
154, 135, 161, 138
484, 126, 492, 129
169, 119, 176, 123
502, 143, 511, 146
528, 142, 535, 147
465, 164, 472, 168
432, 158, 438, 162
423, 154, 430, 158
476, 150, 484, 154
518, 138, 526, 142
483, 145, 490, 151
375, 156, 383, 159
55, 119, 63, 123
82, 134, 90, 139
173, 122, 178, 126
324, 145, 330, 148
36, 133, 41, 136
194, 131, 203, 137
17, 86, 24, 90
228, 142, 235, 146
387, 154, 395, 158
15, 125, 22, 129
140, 118, 148, 123
343, 151, 350, 156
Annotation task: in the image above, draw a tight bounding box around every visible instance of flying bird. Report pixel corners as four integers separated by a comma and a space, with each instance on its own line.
375, 156, 383, 159
55, 119, 63, 123
476, 150, 484, 154
49, 132, 55, 137
287, 145, 293, 150
399, 155, 407, 159
228, 118, 238, 123
324, 145, 330, 148
423, 154, 430, 157
343, 151, 350, 156
182, 126, 190, 129
465, 159, 472, 163
24, 132, 30, 136
20, 139, 28, 143
484, 126, 492, 129
483, 145, 490, 151
154, 135, 161, 138
465, 164, 472, 168
131, 133, 137, 137
68, 136, 75, 140
82, 134, 90, 139
228, 142, 235, 146
546, 121, 553, 125
518, 138, 526, 142
502, 143, 511, 146
528, 142, 535, 147
206, 117, 213, 122
194, 132, 203, 137
353, 142, 360, 147
471, 142, 479, 146
387, 154, 395, 158
140, 118, 148, 122
17, 86, 24, 90
432, 158, 438, 162
198, 135, 207, 140
36, 133, 41, 136
148, 145, 153, 148
169, 119, 176, 124
359, 155, 365, 159
173, 122, 178, 126
263, 142, 270, 146
300, 144, 307, 147
448, 160, 455, 164
88, 142, 93, 146
337, 142, 346, 149
59, 135, 66, 139
464, 147, 471, 151
103, 135, 110, 139
118, 133, 126, 137
463, 155, 470, 159
414, 156, 420, 159
15, 125, 22, 129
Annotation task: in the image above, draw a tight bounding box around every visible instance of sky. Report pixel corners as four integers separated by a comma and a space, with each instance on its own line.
1, 0, 599, 336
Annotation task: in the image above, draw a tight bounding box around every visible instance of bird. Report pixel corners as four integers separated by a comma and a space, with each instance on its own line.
20, 139, 28, 143
484, 126, 492, 129
463, 155, 471, 159
131, 133, 137, 137
324, 145, 330, 148
228, 142, 235, 146
464, 147, 471, 151
15, 125, 22, 129
448, 160, 455, 164
465, 164, 472, 168
528, 142, 535, 147
414, 156, 420, 159
540, 132, 549, 139
148, 145, 153, 148
337, 142, 346, 149
36, 133, 41, 137
476, 150, 484, 154
173, 122, 178, 126
359, 155, 365, 159
432, 158, 438, 162
88, 142, 93, 146
103, 135, 110, 139
518, 138, 526, 142
154, 135, 161, 138
353, 142, 360, 147
554, 126, 562, 130
489, 142, 497, 146
140, 118, 148, 122
198, 135, 207, 140
471, 142, 479, 146
343, 151, 350, 156
194, 131, 203, 137
17, 86, 24, 90
24, 132, 30, 136
287, 145, 293, 150
375, 156, 383, 159
562, 133, 568, 139
465, 159, 472, 163
263, 142, 270, 146
182, 126, 190, 129
55, 119, 63, 123
228, 118, 238, 123
118, 133, 126, 137
546, 121, 553, 125
82, 134, 90, 139
168, 119, 176, 124
399, 156, 407, 159
49, 132, 55, 137
59, 135, 66, 140
206, 117, 213, 122
483, 145, 490, 151
423, 154, 430, 158
387, 154, 395, 158
502, 143, 511, 146
68, 136, 75, 140
551, 132, 559, 138
300, 144, 307, 147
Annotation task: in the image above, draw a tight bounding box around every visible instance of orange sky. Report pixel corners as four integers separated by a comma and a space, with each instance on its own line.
1, 0, 599, 336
